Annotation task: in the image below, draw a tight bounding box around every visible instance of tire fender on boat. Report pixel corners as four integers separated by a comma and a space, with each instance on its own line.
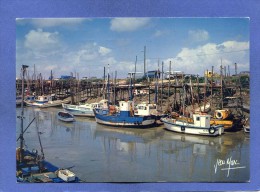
32, 149, 38, 154
181, 126, 185, 131
209, 127, 216, 134
215, 111, 223, 119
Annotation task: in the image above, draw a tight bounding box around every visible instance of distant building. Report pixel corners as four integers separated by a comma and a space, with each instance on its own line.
204, 71, 219, 78
60, 75, 75, 80
239, 71, 250, 76
144, 70, 160, 79
165, 71, 184, 80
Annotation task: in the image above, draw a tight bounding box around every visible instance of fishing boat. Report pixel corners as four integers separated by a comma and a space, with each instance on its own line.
16, 95, 23, 106
62, 100, 108, 117
16, 65, 79, 183
134, 102, 165, 125
93, 100, 156, 128
161, 113, 224, 136
25, 94, 70, 108
57, 111, 74, 122
243, 118, 250, 133
56, 169, 76, 182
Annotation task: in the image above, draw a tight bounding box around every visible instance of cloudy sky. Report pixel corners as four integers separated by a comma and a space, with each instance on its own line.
16, 18, 249, 79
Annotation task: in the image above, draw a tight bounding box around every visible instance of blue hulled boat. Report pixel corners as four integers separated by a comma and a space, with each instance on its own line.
93, 100, 156, 128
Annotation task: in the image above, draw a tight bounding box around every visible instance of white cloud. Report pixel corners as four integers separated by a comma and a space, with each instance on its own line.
72, 44, 112, 64
24, 29, 60, 51
17, 18, 88, 27
188, 29, 209, 42
153, 30, 168, 37
162, 41, 249, 75
110, 18, 150, 32
99, 46, 111, 56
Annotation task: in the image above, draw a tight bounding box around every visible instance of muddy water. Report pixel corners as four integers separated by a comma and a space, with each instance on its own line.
16, 107, 249, 182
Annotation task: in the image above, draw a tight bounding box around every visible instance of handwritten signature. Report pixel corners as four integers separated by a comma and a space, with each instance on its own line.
214, 156, 246, 177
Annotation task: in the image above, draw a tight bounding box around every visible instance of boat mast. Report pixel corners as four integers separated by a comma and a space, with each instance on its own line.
133, 56, 137, 94
19, 65, 28, 163
107, 64, 110, 102
114, 71, 117, 105
161, 61, 164, 110
155, 59, 159, 104
203, 70, 207, 112
129, 72, 133, 100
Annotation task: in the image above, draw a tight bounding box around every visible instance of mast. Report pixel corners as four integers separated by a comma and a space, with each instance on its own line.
155, 59, 159, 104
220, 60, 223, 109
211, 66, 214, 108
133, 56, 137, 95
129, 72, 133, 100
103, 66, 106, 99
168, 61, 171, 98
203, 70, 207, 112
19, 65, 28, 163
190, 75, 194, 112
50, 70, 53, 94
107, 64, 110, 102
161, 61, 164, 109
182, 73, 185, 116
143, 46, 146, 75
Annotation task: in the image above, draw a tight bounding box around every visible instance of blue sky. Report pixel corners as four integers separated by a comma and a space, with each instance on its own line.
16, 18, 249, 79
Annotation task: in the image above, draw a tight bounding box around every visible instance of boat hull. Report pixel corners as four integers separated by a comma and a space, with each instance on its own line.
62, 103, 95, 117
94, 109, 155, 128
58, 116, 74, 122
57, 111, 74, 122
161, 118, 224, 136
26, 99, 70, 108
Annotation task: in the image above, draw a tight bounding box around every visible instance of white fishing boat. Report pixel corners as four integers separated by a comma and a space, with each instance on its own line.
16, 95, 23, 106
62, 100, 108, 117
25, 94, 70, 108
57, 111, 74, 122
243, 118, 250, 133
244, 125, 250, 133
161, 113, 224, 136
57, 169, 76, 182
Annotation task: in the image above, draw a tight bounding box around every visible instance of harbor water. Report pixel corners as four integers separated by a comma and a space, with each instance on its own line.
16, 107, 250, 182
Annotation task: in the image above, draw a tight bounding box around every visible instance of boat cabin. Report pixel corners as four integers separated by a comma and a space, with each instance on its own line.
35, 94, 56, 103
135, 102, 157, 116
91, 103, 101, 109
119, 101, 134, 111
193, 114, 211, 128
99, 99, 109, 109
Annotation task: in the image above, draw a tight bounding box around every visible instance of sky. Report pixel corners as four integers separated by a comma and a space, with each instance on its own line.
16, 18, 249, 79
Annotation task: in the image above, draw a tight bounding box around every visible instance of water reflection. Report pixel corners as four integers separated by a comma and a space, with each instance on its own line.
16, 107, 249, 182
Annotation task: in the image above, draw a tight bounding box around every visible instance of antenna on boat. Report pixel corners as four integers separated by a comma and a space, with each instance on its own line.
18, 64, 28, 163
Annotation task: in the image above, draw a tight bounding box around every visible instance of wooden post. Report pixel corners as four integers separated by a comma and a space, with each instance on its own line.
220, 63, 223, 109
161, 61, 164, 109
168, 61, 171, 98
211, 66, 214, 108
